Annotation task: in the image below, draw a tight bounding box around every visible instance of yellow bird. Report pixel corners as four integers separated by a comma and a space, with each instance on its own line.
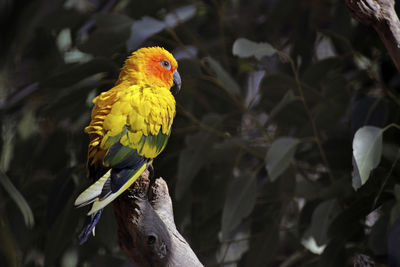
74, 47, 181, 244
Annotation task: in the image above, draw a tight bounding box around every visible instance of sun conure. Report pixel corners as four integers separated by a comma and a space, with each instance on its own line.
74, 47, 181, 244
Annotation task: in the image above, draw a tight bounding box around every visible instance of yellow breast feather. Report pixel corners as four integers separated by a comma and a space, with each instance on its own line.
88, 82, 175, 161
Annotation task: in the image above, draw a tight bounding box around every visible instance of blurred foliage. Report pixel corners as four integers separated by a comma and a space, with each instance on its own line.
1, 0, 400, 266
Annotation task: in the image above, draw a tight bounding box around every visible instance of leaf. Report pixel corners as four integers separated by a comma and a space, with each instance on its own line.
295, 179, 321, 200
41, 58, 117, 88
266, 137, 299, 181
175, 114, 220, 200
96, 206, 118, 248
394, 184, 400, 202
232, 38, 276, 60
351, 98, 386, 134
127, 5, 196, 50
40, 8, 86, 31
217, 225, 249, 263
301, 236, 326, 255
127, 16, 165, 51
303, 199, 341, 247
315, 33, 336, 60
258, 74, 300, 118
245, 70, 265, 108
173, 45, 198, 60
318, 238, 346, 267
64, 49, 93, 64
315, 74, 350, 131
0, 119, 34, 228
0, 171, 34, 228
60, 248, 78, 267
80, 14, 133, 56
268, 89, 297, 120
328, 195, 374, 239
17, 109, 37, 140
164, 4, 197, 28
205, 56, 241, 95
46, 167, 76, 227
301, 58, 341, 86
388, 219, 400, 266
242, 219, 279, 266
368, 211, 389, 255
56, 28, 72, 52
352, 126, 383, 190
221, 170, 257, 240
45, 197, 80, 267
0, 218, 19, 267
0, 119, 14, 172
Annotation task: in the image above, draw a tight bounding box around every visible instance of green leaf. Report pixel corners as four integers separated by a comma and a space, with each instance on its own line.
17, 109, 37, 140
175, 132, 213, 200
0, 119, 14, 172
46, 167, 76, 227
232, 38, 276, 60
127, 16, 165, 50
394, 184, 400, 202
301, 236, 326, 255
268, 89, 297, 120
318, 238, 346, 267
164, 4, 197, 28
0, 171, 34, 228
80, 14, 133, 56
303, 199, 341, 247
0, 218, 19, 267
352, 126, 383, 190
328, 196, 374, 239
266, 137, 299, 181
315, 74, 349, 131
41, 58, 117, 88
45, 197, 80, 267
295, 179, 321, 200
40, 8, 86, 31
175, 114, 220, 200
60, 247, 78, 267
127, 5, 196, 50
301, 58, 341, 86
0, 119, 34, 228
221, 170, 257, 240
368, 211, 389, 255
258, 74, 302, 122
205, 56, 241, 95
242, 219, 279, 266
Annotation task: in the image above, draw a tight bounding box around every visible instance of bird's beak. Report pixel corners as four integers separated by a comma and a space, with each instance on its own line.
172, 70, 181, 95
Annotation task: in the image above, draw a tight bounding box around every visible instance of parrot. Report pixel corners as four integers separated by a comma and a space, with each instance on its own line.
74, 47, 181, 244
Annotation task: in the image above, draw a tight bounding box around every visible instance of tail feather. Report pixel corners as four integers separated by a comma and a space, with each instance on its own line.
88, 163, 147, 215
74, 170, 111, 208
78, 208, 103, 244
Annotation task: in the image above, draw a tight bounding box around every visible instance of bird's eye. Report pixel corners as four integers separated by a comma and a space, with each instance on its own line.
160, 60, 171, 70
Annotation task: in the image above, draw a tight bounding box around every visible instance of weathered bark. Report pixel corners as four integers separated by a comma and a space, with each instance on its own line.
112, 170, 203, 267
346, 0, 400, 72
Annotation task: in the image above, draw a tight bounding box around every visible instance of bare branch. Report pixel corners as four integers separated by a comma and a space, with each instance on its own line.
112, 170, 203, 267
346, 0, 400, 72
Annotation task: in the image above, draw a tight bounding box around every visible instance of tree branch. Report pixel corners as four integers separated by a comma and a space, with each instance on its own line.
346, 0, 400, 72
112, 170, 203, 267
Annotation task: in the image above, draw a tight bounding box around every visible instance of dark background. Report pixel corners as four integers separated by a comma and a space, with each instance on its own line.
1, 0, 400, 266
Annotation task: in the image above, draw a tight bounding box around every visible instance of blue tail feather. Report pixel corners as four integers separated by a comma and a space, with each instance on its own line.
78, 208, 103, 244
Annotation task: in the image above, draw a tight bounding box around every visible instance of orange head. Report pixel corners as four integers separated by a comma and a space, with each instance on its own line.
117, 47, 181, 93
